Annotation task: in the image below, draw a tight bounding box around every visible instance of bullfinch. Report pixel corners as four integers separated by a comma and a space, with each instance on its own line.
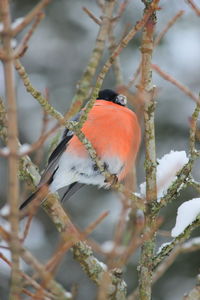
19, 89, 141, 210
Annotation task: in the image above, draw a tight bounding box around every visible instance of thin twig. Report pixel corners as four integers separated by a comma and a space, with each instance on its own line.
14, 12, 45, 58
0, 252, 55, 299
82, 7, 101, 25
108, 22, 124, 86
127, 10, 184, 88
19, 124, 60, 157
152, 64, 200, 104
112, 0, 130, 22
42, 194, 127, 300
187, 0, 200, 16
154, 10, 184, 46
12, 0, 52, 36
0, 226, 72, 300
189, 104, 200, 155
46, 211, 109, 274
21, 214, 34, 243
14, 59, 64, 122
0, 100, 41, 189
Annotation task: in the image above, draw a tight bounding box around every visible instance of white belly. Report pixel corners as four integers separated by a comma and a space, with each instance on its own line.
49, 152, 124, 192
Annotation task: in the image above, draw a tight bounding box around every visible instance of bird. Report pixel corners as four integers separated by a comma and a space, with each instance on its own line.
19, 89, 141, 210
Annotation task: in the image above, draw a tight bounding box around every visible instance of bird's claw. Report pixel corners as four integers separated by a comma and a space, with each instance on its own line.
105, 174, 118, 186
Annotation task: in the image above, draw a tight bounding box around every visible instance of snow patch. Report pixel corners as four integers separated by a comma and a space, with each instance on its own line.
101, 240, 115, 253
101, 240, 125, 255
0, 18, 24, 32
1, 147, 10, 155
18, 143, 31, 155
171, 198, 200, 237
157, 242, 171, 254
11, 18, 24, 29
0, 204, 10, 216
183, 237, 200, 249
140, 151, 188, 201
98, 261, 108, 271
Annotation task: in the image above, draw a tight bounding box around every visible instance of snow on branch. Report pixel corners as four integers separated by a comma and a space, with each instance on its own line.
171, 198, 200, 237
140, 150, 189, 201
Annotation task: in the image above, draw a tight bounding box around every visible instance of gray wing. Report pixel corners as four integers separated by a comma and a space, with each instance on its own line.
38, 129, 74, 187
39, 111, 82, 187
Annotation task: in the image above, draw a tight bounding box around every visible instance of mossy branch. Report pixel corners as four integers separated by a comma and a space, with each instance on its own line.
0, 1, 21, 297
138, 1, 158, 299
152, 216, 200, 270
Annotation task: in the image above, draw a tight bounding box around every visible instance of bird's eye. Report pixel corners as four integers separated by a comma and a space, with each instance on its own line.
115, 94, 127, 106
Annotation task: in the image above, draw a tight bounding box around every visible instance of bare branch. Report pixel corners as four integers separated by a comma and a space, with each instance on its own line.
187, 0, 200, 16
14, 12, 45, 58
42, 194, 127, 300
138, 1, 158, 299
152, 64, 200, 104
82, 7, 101, 25
189, 104, 200, 155
0, 226, 72, 299
0, 0, 21, 297
154, 10, 184, 46
0, 252, 55, 299
127, 10, 184, 88
12, 0, 52, 36
152, 217, 200, 270
14, 59, 64, 123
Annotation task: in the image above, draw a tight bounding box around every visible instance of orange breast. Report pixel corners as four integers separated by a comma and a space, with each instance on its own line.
67, 100, 141, 179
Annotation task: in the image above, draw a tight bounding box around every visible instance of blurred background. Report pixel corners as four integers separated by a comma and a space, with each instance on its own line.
0, 0, 200, 299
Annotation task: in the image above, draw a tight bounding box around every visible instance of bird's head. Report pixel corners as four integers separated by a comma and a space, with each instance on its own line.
97, 89, 127, 106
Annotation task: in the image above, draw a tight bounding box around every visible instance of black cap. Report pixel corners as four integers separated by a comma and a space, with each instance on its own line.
97, 89, 127, 106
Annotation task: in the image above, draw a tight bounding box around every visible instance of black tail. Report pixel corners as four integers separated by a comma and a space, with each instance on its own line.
19, 189, 40, 210
61, 182, 85, 202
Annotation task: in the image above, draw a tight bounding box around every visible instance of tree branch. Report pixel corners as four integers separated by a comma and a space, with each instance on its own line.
152, 64, 200, 104
138, 1, 158, 299
183, 274, 200, 300
12, 0, 52, 37
69, 0, 116, 116
0, 1, 21, 298
152, 217, 200, 270
0, 226, 72, 300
